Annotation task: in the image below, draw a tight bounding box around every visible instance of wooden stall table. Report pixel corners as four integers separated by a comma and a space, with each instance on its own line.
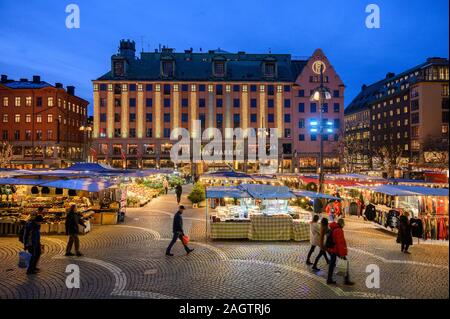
210, 221, 251, 239
249, 214, 293, 241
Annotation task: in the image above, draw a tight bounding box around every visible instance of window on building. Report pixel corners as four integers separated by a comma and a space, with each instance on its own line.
199, 84, 205, 92
164, 98, 170, 107
284, 114, 291, 123
333, 90, 340, 98
216, 114, 223, 127
128, 84, 136, 91
284, 129, 291, 138
36, 130, 42, 141
100, 113, 106, 122
268, 114, 274, 123
129, 98, 136, 107
199, 98, 206, 108
48, 97, 54, 107
182, 98, 188, 107
264, 62, 275, 77
411, 113, 419, 124
233, 85, 240, 92
250, 114, 257, 123
114, 113, 120, 122
251, 99, 257, 108
47, 114, 53, 123
36, 114, 42, 123
334, 119, 340, 129
216, 85, 223, 95
2, 97, 8, 107
14, 130, 20, 140
14, 114, 20, 123
284, 99, 291, 108
311, 134, 317, 141
233, 114, 240, 125
233, 99, 240, 108
333, 103, 340, 113
411, 126, 419, 138
146, 128, 153, 138
298, 119, 305, 128
443, 112, 449, 123
25, 130, 31, 140
181, 84, 188, 92
25, 97, 31, 106
146, 113, 152, 122
298, 90, 305, 97
182, 113, 188, 123
146, 98, 152, 107
129, 113, 135, 122
2, 130, 8, 140
298, 103, 305, 113
14, 97, 21, 106
310, 103, 317, 113
164, 113, 170, 123
162, 61, 174, 77
322, 103, 328, 113
214, 61, 225, 76
163, 84, 171, 95
129, 128, 136, 138
216, 98, 223, 108
299, 134, 305, 141
145, 84, 153, 92
47, 129, 53, 140
250, 85, 257, 92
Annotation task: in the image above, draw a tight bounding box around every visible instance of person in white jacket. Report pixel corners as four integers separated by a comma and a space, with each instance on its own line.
306, 215, 321, 265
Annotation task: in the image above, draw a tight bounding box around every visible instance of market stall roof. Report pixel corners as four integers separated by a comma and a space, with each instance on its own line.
292, 190, 340, 201
122, 168, 173, 177
392, 185, 449, 197
39, 178, 117, 192
62, 163, 119, 172
240, 184, 294, 199
353, 185, 421, 196
206, 186, 251, 199
0, 178, 44, 186
201, 170, 252, 179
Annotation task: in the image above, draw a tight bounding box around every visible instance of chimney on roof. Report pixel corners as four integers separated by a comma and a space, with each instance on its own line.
67, 86, 75, 95
1, 75, 7, 83
20, 78, 28, 82
55, 82, 63, 88
32, 75, 40, 83
119, 39, 136, 59
386, 72, 395, 79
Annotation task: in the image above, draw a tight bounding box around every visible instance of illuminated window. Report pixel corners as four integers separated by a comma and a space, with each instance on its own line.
397, 120, 401, 127
208, 85, 213, 93
396, 108, 400, 115
277, 85, 283, 93
48, 114, 53, 123
404, 106, 408, 113
260, 85, 265, 92
404, 119, 409, 125
26, 114, 31, 123
25, 97, 32, 106
389, 110, 393, 116
404, 131, 408, 138
36, 114, 42, 123
225, 85, 231, 93
94, 83, 99, 91
15, 97, 21, 106
108, 84, 113, 91
48, 97, 54, 107
173, 84, 179, 92
15, 114, 20, 123
442, 125, 448, 134
155, 84, 161, 92
191, 84, 196, 92
404, 95, 408, 101
242, 85, 248, 93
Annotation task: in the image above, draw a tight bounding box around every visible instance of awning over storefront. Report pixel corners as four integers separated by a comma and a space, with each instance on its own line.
62, 163, 118, 172
392, 185, 449, 197
202, 170, 252, 179
292, 190, 340, 201
206, 186, 251, 199
39, 178, 117, 192
122, 169, 173, 178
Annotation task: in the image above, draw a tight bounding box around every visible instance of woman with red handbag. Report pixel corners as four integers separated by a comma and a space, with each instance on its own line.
166, 205, 194, 256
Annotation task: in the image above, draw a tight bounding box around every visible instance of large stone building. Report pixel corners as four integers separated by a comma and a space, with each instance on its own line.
345, 57, 449, 175
92, 40, 345, 173
0, 75, 89, 168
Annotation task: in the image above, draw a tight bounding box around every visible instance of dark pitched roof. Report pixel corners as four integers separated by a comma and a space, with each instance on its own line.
2, 81, 52, 89
97, 50, 309, 82
345, 58, 449, 115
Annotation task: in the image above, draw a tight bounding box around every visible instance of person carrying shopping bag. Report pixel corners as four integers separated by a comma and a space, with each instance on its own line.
326, 218, 354, 286
166, 205, 194, 256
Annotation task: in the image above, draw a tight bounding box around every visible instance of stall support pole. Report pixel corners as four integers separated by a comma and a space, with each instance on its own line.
205, 199, 208, 243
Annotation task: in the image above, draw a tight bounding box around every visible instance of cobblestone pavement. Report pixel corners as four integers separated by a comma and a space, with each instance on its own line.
0, 185, 448, 299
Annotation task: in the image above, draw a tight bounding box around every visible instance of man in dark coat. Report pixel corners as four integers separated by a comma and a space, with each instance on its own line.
166, 205, 193, 256
175, 184, 183, 204
397, 214, 413, 254
65, 204, 86, 257
313, 198, 323, 215
23, 214, 44, 275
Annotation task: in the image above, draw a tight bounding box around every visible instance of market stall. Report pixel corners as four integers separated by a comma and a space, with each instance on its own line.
206, 184, 311, 242
346, 184, 449, 241
0, 176, 119, 235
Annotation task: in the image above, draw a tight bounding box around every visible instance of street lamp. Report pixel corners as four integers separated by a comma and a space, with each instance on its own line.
310, 64, 332, 193
79, 125, 92, 162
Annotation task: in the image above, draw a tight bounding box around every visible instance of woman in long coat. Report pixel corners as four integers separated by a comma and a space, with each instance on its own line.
397, 213, 413, 254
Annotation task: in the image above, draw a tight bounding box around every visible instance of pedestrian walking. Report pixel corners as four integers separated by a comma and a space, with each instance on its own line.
23, 214, 44, 275
326, 218, 354, 285
175, 184, 183, 204
166, 205, 194, 256
313, 198, 323, 216
397, 212, 413, 254
306, 215, 321, 266
312, 217, 330, 271
65, 205, 86, 257
163, 178, 169, 195
326, 202, 335, 222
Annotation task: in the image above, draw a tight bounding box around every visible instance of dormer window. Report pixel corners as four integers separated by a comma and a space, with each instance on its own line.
161, 59, 174, 77
264, 62, 275, 77
113, 60, 125, 77
214, 61, 225, 77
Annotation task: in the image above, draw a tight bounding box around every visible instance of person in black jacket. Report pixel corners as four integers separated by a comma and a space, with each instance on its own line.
65, 204, 86, 257
166, 205, 193, 256
397, 213, 413, 254
175, 184, 183, 204
23, 214, 44, 275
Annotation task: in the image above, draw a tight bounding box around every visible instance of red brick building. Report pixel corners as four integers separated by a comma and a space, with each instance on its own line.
93, 40, 345, 173
0, 75, 89, 168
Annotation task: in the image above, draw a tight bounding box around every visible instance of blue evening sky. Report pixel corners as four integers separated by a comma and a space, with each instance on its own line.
0, 0, 448, 114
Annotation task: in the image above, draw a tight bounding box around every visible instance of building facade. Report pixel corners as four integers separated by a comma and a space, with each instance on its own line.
345, 57, 449, 175
0, 75, 89, 168
92, 40, 345, 173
